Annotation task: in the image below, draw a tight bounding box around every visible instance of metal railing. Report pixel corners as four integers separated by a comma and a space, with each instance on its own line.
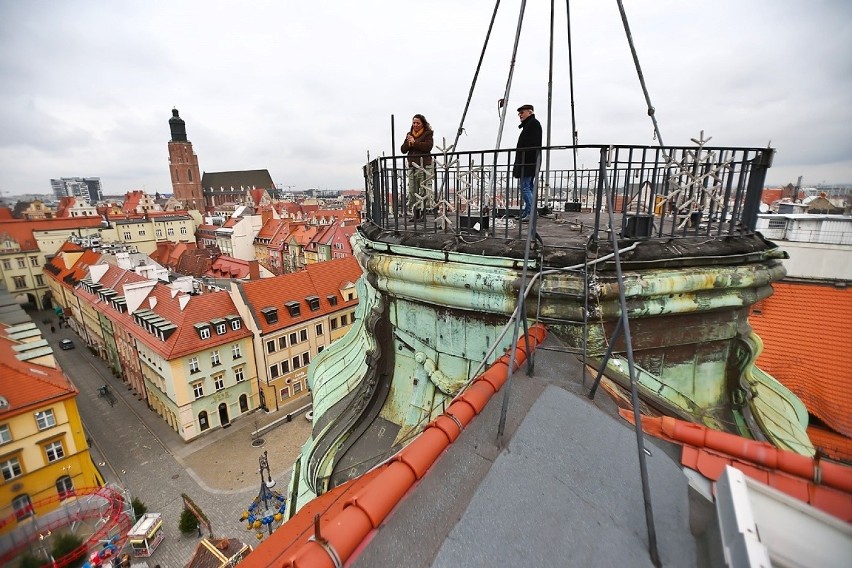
363, 143, 774, 242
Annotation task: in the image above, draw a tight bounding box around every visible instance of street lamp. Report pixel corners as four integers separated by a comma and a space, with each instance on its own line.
240, 450, 286, 541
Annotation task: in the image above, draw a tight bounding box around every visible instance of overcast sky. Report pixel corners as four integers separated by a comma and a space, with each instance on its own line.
1, 0, 850, 198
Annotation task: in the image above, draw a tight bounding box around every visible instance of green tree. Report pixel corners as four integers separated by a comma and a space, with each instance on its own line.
51, 532, 86, 568
17, 552, 42, 568
131, 497, 148, 520
179, 507, 199, 536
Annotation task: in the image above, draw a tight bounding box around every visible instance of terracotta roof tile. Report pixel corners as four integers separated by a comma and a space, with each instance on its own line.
808, 425, 852, 463
237, 257, 362, 334
0, 330, 77, 416
750, 281, 852, 437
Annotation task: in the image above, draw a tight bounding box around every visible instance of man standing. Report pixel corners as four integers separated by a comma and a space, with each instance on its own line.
513, 104, 542, 222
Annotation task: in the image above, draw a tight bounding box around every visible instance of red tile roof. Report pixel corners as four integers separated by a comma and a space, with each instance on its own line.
77, 266, 251, 360
207, 256, 252, 279
237, 256, 362, 334
750, 281, 852, 437
623, 412, 852, 522
808, 425, 852, 464
0, 224, 38, 252
0, 330, 77, 417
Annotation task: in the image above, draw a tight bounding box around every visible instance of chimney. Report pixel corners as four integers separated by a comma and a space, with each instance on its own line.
248, 259, 260, 280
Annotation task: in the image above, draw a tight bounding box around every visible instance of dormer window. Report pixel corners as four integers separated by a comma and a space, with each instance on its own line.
306, 296, 320, 311
216, 323, 226, 335
327, 295, 338, 306
231, 319, 241, 330
261, 307, 278, 324
286, 301, 301, 318
195, 323, 212, 339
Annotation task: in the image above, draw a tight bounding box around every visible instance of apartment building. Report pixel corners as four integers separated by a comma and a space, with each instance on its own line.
230, 256, 362, 412
0, 304, 102, 534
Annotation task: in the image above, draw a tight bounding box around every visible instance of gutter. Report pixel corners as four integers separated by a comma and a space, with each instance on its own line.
262, 323, 548, 568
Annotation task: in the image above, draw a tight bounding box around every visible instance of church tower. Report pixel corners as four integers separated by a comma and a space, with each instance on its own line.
167, 109, 204, 211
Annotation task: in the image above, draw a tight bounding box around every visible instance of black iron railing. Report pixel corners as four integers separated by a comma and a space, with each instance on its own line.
363, 143, 774, 241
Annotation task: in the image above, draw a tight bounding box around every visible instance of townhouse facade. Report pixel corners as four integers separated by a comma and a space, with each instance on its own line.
44, 248, 260, 441
230, 256, 363, 412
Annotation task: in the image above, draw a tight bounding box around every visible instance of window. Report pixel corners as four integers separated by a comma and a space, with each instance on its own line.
200, 327, 211, 339
0, 424, 10, 444
13, 276, 25, 289
340, 314, 348, 326
318, 345, 324, 354
1, 457, 22, 481
331, 318, 338, 330
29, 256, 39, 267
211, 350, 221, 366
214, 374, 225, 391
278, 336, 287, 350
292, 356, 301, 370
239, 394, 248, 413
302, 352, 310, 366
56, 476, 74, 500
232, 344, 242, 359
45, 440, 65, 462
216, 323, 226, 335
13, 495, 33, 521
293, 381, 303, 394
307, 296, 320, 311
199, 411, 209, 431
138, 230, 146, 236
230, 319, 241, 330
280, 387, 290, 400
315, 323, 323, 336
16, 257, 25, 269
167, 227, 175, 236
281, 359, 290, 373
289, 332, 297, 345
300, 329, 308, 342
35, 409, 56, 430
156, 229, 163, 238
189, 357, 200, 373
181, 226, 188, 235
1, 259, 10, 270
347, 292, 354, 301
123, 231, 131, 239
35, 275, 44, 286
286, 301, 301, 317
327, 295, 338, 306
269, 364, 280, 379
192, 382, 204, 399
266, 340, 276, 354
235, 367, 245, 382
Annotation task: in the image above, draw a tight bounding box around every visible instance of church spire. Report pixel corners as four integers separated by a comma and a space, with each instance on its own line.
169, 108, 188, 142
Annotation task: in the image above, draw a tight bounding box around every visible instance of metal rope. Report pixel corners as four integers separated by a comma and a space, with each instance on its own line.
452, 0, 502, 151
615, 0, 665, 146
565, 0, 580, 201
494, 0, 529, 151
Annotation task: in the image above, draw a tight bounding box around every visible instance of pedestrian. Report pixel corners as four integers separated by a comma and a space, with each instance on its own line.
400, 114, 434, 222
50, 325, 55, 333
513, 104, 542, 222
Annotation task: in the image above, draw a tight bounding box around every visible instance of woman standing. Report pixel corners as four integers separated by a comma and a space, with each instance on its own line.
401, 114, 434, 221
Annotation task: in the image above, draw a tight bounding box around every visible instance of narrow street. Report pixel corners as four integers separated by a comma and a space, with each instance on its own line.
36, 312, 312, 567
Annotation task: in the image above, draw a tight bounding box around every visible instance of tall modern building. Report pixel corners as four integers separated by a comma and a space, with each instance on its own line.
167, 109, 204, 211
50, 177, 102, 202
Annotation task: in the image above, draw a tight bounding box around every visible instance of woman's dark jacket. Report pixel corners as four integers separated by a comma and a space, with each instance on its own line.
513, 114, 542, 178
401, 128, 434, 167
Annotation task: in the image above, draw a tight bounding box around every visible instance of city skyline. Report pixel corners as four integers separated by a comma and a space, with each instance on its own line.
1, 0, 850, 197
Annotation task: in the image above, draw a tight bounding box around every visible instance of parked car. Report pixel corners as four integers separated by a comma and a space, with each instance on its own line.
59, 339, 75, 350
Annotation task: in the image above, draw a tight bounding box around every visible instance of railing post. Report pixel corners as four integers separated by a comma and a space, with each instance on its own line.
741, 148, 774, 233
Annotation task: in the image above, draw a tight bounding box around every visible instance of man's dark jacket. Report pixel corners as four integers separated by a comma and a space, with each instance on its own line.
513, 114, 542, 178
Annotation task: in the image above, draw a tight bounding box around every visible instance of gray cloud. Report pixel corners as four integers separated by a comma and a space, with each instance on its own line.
1, 0, 850, 198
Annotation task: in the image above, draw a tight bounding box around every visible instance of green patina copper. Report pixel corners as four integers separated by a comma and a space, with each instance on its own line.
288, 230, 813, 514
